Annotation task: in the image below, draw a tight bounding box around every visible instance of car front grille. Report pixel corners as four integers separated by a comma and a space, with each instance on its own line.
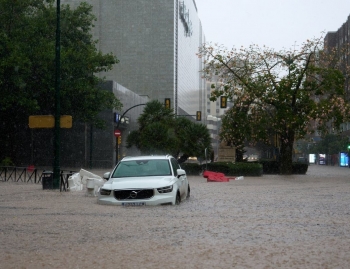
113, 189, 154, 200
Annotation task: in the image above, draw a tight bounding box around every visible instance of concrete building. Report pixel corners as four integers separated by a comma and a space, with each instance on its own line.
324, 14, 350, 100
324, 14, 350, 136
61, 0, 206, 118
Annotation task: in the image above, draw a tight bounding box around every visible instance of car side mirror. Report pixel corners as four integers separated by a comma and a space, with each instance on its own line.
103, 172, 111, 180
177, 168, 186, 178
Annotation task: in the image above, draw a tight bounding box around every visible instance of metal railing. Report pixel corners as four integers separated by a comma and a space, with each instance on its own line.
0, 166, 39, 183
0, 166, 76, 192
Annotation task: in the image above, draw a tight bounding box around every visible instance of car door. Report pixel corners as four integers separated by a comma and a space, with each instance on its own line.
170, 158, 187, 197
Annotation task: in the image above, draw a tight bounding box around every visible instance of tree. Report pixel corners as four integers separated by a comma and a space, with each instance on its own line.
126, 100, 178, 155
0, 0, 122, 160
309, 134, 348, 155
198, 36, 350, 174
220, 104, 250, 162
127, 100, 212, 161
174, 116, 212, 162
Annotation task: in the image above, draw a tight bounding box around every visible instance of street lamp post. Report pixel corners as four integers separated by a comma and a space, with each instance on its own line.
115, 104, 146, 164
53, 0, 61, 189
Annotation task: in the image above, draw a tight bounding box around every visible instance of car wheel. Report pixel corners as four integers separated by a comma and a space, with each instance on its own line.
186, 185, 190, 199
175, 192, 181, 205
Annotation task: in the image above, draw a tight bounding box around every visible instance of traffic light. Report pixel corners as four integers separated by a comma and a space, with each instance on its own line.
220, 96, 227, 108
118, 136, 122, 145
347, 144, 350, 150
196, 111, 201, 121
165, 98, 171, 109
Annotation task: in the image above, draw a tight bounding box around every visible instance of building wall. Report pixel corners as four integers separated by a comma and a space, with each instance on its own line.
325, 14, 350, 134
176, 0, 206, 117
106, 81, 149, 161
61, 0, 206, 119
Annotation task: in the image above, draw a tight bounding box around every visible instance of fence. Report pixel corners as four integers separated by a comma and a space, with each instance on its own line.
0, 166, 76, 192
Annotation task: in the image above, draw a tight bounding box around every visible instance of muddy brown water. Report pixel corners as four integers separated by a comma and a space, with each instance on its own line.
1, 164, 350, 269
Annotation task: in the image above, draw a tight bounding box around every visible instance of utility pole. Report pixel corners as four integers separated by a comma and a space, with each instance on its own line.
115, 104, 146, 164
53, 0, 61, 189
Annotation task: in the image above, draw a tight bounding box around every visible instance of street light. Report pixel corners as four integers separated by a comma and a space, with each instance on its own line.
53, 0, 61, 189
115, 104, 146, 164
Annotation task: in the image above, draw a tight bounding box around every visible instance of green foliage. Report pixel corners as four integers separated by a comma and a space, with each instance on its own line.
0, 0, 122, 125
292, 163, 308, 174
180, 163, 202, 175
199, 36, 350, 174
0, 157, 15, 166
259, 160, 308, 174
309, 134, 349, 154
127, 100, 177, 155
259, 160, 280, 174
175, 117, 212, 158
126, 100, 212, 159
0, 0, 122, 161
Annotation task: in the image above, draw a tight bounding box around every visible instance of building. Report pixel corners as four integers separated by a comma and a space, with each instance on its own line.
17, 82, 148, 169
61, 0, 206, 118
204, 78, 232, 159
18, 0, 208, 169
324, 14, 350, 136
324, 14, 350, 100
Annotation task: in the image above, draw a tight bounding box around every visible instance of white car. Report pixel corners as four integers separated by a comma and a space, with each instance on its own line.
97, 155, 190, 206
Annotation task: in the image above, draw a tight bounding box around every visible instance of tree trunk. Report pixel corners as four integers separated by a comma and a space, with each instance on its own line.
236, 148, 244, 162
279, 131, 295, 174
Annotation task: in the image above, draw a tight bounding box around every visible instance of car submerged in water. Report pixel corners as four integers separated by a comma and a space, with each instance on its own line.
97, 155, 190, 206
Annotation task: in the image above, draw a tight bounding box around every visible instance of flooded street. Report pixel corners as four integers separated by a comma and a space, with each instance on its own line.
1, 164, 350, 268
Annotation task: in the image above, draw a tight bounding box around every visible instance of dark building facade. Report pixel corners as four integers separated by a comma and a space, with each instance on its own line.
15, 81, 148, 169
325, 14, 350, 99
324, 14, 350, 136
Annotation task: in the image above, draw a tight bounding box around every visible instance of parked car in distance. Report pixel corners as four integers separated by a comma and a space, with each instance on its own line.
97, 155, 190, 206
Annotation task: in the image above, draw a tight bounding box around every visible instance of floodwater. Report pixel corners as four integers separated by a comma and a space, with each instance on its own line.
0, 164, 350, 269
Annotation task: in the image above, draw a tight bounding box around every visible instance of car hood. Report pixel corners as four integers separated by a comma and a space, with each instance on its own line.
102, 176, 176, 190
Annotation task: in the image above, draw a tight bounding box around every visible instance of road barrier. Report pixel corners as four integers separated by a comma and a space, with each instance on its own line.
0, 166, 75, 192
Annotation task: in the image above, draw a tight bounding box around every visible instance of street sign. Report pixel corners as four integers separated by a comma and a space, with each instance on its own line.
60, 115, 72, 128
114, 129, 121, 137
29, 115, 72, 128
114, 113, 120, 123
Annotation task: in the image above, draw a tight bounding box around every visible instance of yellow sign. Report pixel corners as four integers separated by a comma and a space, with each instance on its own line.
29, 115, 72, 128
60, 115, 73, 128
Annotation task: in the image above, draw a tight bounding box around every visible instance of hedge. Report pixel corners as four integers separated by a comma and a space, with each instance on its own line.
181, 160, 308, 176
180, 163, 202, 175
180, 162, 263, 176
259, 160, 308, 174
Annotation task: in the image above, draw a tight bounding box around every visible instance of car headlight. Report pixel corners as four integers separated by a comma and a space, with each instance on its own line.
99, 188, 111, 195
157, 185, 173, 193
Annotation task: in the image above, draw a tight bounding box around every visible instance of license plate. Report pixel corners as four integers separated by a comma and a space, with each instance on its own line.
122, 202, 145, 206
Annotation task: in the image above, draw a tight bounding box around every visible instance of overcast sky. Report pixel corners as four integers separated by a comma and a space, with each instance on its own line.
195, 0, 350, 51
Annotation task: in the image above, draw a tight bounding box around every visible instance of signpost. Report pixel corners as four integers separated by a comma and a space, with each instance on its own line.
114, 129, 121, 137
114, 129, 121, 165
114, 103, 146, 164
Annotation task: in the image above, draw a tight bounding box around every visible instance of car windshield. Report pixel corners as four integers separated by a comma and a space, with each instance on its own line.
112, 159, 172, 178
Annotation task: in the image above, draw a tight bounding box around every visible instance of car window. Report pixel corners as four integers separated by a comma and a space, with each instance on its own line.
170, 158, 181, 176
112, 159, 171, 177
